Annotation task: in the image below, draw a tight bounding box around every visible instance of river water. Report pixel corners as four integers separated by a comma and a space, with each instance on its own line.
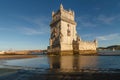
1, 54, 120, 71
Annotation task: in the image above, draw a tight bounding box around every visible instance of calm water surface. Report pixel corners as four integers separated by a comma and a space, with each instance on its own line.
1, 55, 120, 70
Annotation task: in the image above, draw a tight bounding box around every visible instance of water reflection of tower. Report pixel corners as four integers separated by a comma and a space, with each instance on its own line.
73, 56, 80, 70
49, 56, 80, 70
49, 56, 61, 69
79, 56, 98, 69
48, 56, 74, 70
48, 56, 98, 71
60, 56, 73, 69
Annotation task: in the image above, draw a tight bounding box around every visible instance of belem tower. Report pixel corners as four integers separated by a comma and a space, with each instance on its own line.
47, 4, 98, 55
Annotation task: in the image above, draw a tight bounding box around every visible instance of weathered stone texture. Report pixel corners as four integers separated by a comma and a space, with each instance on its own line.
48, 4, 98, 55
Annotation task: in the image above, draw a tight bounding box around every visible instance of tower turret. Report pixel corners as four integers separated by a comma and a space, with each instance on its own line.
60, 4, 63, 10
52, 11, 55, 17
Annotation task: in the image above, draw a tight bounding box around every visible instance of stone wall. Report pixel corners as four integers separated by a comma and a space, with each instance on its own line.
78, 40, 97, 54
79, 40, 97, 50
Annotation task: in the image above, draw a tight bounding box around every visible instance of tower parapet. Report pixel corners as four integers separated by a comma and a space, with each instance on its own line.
51, 4, 76, 26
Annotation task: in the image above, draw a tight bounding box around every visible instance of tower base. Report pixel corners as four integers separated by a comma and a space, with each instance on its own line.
47, 49, 97, 56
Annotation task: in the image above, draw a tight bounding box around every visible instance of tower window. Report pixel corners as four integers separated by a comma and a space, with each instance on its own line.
67, 24, 71, 36
67, 24, 69, 27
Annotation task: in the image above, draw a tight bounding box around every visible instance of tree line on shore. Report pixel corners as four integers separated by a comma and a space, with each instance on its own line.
98, 45, 120, 50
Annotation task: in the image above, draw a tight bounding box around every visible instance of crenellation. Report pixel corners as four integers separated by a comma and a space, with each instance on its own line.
61, 9, 74, 21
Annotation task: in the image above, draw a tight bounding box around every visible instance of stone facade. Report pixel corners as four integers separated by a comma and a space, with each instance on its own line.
47, 4, 97, 55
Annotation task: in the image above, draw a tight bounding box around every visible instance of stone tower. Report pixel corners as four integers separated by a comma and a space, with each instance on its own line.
48, 4, 97, 55
48, 4, 77, 55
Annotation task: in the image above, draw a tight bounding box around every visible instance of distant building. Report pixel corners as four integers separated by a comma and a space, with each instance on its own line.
47, 4, 97, 55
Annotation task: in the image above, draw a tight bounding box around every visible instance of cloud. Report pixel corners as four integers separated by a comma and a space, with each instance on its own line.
76, 14, 120, 28
81, 34, 94, 37
97, 15, 118, 24
96, 33, 120, 41
94, 7, 101, 10
76, 16, 97, 27
21, 27, 44, 35
17, 16, 50, 35
81, 22, 97, 27
0, 27, 12, 31
118, 2, 120, 7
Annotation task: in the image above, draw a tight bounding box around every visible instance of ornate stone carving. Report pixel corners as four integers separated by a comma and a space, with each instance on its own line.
60, 32, 63, 42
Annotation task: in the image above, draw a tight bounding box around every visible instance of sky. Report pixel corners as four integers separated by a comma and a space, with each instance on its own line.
0, 0, 120, 50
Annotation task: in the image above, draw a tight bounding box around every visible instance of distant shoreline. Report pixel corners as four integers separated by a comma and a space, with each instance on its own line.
0, 53, 120, 60
0, 55, 39, 60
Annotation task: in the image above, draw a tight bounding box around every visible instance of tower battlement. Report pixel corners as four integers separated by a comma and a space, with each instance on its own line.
51, 4, 75, 26
52, 4, 74, 17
